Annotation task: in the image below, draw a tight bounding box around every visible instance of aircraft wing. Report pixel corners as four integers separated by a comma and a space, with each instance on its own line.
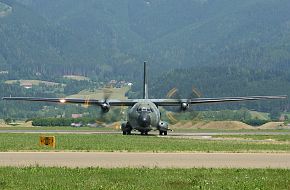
1, 97, 137, 106
2, 95, 287, 107
152, 95, 287, 106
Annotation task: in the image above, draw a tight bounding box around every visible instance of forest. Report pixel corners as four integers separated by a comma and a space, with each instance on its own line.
0, 0, 290, 119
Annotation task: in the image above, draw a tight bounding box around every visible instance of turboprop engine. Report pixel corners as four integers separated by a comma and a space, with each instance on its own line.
158, 121, 169, 131
101, 102, 110, 113
180, 102, 189, 111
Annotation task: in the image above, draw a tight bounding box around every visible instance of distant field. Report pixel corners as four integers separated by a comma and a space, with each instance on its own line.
68, 86, 130, 99
4, 80, 63, 86
249, 110, 269, 120
0, 167, 289, 190
0, 2, 12, 17
0, 133, 289, 152
63, 75, 90, 81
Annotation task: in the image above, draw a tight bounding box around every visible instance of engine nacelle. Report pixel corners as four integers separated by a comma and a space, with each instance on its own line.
101, 103, 110, 113
180, 102, 189, 111
158, 121, 169, 131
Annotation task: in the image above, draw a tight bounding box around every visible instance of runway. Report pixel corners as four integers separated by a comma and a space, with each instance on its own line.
1, 152, 290, 169
1, 129, 290, 136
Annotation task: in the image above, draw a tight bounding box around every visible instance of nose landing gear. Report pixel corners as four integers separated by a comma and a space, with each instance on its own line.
159, 131, 167, 136
140, 131, 149, 135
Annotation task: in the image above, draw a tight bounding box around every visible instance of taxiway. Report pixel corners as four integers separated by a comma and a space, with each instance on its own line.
1, 152, 290, 168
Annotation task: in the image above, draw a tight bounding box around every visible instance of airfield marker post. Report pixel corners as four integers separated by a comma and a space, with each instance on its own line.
39, 136, 56, 148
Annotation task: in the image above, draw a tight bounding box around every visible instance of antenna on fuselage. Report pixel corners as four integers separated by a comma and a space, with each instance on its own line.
143, 61, 148, 99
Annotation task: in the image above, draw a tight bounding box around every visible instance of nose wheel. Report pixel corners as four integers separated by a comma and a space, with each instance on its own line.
159, 131, 167, 136
141, 132, 148, 135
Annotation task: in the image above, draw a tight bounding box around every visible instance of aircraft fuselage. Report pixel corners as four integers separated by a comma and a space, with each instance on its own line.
128, 101, 160, 133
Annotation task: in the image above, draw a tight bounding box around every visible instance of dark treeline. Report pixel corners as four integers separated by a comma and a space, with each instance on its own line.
1, 0, 290, 119
149, 65, 289, 113
1, 0, 290, 79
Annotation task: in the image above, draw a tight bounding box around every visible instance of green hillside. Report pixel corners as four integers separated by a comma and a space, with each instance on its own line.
0, 0, 290, 118
7, 0, 290, 76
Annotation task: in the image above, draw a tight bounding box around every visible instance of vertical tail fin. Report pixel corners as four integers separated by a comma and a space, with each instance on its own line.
143, 61, 148, 99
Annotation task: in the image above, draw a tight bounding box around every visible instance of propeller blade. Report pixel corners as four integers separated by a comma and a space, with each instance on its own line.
164, 85, 202, 123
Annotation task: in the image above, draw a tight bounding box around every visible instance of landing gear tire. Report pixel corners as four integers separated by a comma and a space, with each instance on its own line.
159, 131, 168, 136
121, 122, 132, 135
123, 131, 132, 135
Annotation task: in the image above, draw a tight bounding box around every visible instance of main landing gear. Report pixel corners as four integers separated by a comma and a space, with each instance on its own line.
121, 122, 132, 135
123, 131, 131, 135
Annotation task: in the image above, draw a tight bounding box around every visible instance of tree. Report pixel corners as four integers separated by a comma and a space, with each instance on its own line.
269, 109, 280, 121
4, 118, 12, 124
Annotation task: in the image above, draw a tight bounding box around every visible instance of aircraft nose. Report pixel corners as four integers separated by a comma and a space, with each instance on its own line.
138, 113, 151, 128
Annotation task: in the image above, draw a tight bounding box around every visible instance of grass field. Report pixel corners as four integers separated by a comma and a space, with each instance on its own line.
63, 75, 90, 81
0, 133, 289, 152
0, 2, 12, 17
215, 134, 290, 142
249, 110, 269, 120
0, 167, 289, 189
68, 86, 130, 99
0, 126, 116, 131
4, 80, 62, 86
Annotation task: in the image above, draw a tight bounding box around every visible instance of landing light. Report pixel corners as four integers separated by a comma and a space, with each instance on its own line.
60, 99, 66, 103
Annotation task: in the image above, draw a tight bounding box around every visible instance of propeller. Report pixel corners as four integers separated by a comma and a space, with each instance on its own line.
94, 87, 113, 126
113, 104, 127, 130
100, 87, 112, 113
165, 86, 202, 123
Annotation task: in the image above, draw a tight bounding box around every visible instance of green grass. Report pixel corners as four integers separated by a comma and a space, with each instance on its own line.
4, 80, 62, 86
63, 75, 90, 81
0, 3, 12, 17
0, 126, 116, 131
215, 135, 290, 142
68, 86, 130, 99
0, 133, 290, 152
0, 167, 289, 190
249, 111, 269, 120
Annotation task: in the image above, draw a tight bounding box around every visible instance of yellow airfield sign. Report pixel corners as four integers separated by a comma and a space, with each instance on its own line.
39, 136, 56, 148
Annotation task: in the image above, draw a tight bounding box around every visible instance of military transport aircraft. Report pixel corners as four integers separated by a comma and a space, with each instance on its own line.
2, 62, 287, 135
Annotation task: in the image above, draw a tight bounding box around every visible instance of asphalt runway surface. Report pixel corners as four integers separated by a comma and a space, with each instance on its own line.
1, 152, 290, 169
1, 129, 290, 136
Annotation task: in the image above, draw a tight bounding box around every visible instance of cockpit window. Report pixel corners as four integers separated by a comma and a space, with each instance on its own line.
137, 107, 153, 113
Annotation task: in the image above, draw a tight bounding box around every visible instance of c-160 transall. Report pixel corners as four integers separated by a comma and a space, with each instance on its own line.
2, 62, 287, 135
